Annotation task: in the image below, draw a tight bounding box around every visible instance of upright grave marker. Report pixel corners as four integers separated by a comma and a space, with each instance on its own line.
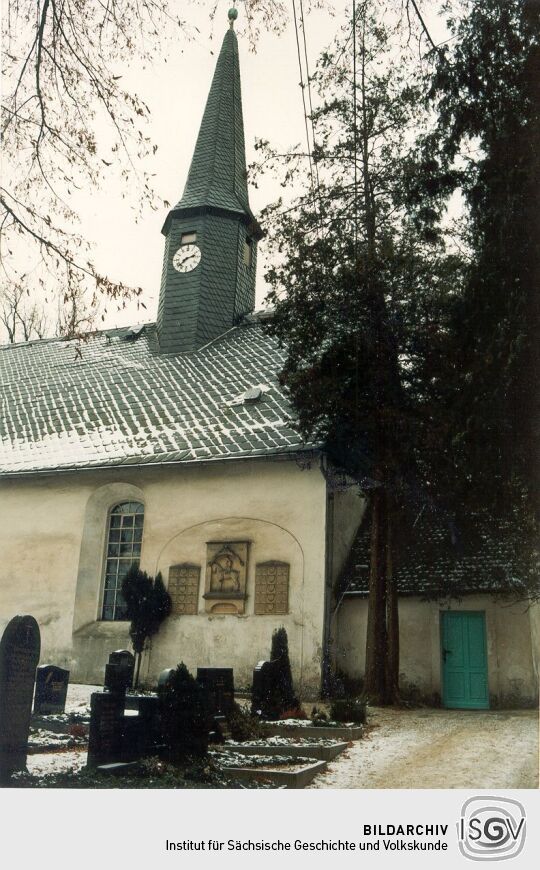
34, 665, 69, 715
196, 667, 235, 717
87, 649, 135, 767
251, 659, 280, 720
0, 616, 41, 780
104, 649, 134, 694
87, 692, 125, 768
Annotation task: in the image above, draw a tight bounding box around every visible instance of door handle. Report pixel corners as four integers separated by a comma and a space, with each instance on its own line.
442, 648, 452, 662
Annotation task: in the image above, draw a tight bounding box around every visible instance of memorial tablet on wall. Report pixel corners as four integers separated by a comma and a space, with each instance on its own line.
254, 562, 290, 615
203, 542, 248, 614
168, 564, 200, 615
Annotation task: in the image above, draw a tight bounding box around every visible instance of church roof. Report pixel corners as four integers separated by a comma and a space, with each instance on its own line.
172, 27, 253, 220
0, 318, 315, 475
340, 509, 532, 599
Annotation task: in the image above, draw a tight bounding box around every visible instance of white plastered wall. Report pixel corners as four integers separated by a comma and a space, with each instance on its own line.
325, 485, 366, 675
0, 458, 328, 693
337, 594, 538, 706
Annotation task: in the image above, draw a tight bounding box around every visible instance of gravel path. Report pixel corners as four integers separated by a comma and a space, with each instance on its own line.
308, 707, 539, 789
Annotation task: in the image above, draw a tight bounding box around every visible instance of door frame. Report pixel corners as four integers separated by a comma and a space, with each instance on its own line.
440, 610, 489, 709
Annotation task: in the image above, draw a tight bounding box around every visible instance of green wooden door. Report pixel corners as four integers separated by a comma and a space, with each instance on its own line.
441, 612, 489, 709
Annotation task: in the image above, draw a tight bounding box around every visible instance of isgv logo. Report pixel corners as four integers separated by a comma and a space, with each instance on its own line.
458, 796, 526, 861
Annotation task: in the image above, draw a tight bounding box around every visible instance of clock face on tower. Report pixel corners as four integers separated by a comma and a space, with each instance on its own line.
172, 243, 201, 273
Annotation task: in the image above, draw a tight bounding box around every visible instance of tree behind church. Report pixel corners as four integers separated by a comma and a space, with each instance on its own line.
259, 4, 462, 703
122, 566, 172, 687
403, 0, 540, 595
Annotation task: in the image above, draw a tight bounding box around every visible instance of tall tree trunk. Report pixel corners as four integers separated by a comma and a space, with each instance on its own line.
385, 506, 400, 704
134, 651, 142, 689
364, 486, 388, 702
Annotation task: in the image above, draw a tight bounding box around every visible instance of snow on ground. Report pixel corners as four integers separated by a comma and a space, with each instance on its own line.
307, 707, 539, 789
64, 683, 96, 714
26, 748, 88, 777
25, 686, 539, 788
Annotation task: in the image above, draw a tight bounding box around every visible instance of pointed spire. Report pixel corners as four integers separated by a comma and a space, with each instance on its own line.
174, 19, 251, 218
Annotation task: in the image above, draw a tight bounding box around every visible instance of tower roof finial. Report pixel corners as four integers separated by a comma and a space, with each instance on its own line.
228, 7, 238, 28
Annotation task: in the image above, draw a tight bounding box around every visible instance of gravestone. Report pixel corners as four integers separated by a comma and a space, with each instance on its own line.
196, 667, 235, 717
34, 665, 69, 715
109, 649, 135, 675
157, 668, 175, 690
104, 649, 134, 695
137, 695, 161, 755
157, 666, 209, 759
0, 616, 41, 780
251, 659, 280, 720
87, 692, 125, 768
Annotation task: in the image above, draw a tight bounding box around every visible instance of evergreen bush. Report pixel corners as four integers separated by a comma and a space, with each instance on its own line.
157, 663, 209, 760
122, 566, 172, 686
329, 698, 367, 725
269, 626, 299, 717
226, 703, 263, 742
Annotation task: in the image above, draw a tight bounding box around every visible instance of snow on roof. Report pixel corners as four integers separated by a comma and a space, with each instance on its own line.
0, 320, 316, 475
340, 509, 532, 598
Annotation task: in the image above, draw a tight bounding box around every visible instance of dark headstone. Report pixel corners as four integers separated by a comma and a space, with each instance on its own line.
104, 649, 134, 694
33, 665, 69, 715
196, 667, 235, 716
157, 668, 175, 689
157, 666, 209, 759
251, 659, 280, 720
87, 692, 125, 768
0, 616, 41, 780
119, 695, 162, 760
137, 695, 162, 753
109, 649, 135, 674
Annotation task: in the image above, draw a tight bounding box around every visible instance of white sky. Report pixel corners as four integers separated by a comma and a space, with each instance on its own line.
70, 0, 450, 330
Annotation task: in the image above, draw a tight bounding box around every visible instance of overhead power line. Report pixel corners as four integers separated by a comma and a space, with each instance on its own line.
298, 0, 322, 200
291, 0, 323, 234
291, 0, 315, 192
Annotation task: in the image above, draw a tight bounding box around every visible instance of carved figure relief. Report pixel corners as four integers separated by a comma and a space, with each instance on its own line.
168, 564, 200, 615
204, 542, 248, 614
254, 561, 290, 615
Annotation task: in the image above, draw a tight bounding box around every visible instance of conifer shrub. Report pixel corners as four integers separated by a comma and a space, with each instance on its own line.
122, 566, 172, 686
329, 698, 367, 725
226, 703, 263, 741
157, 663, 209, 760
269, 626, 299, 717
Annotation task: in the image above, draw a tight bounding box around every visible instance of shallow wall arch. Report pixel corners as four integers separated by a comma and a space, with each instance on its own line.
150, 515, 309, 689
155, 515, 305, 576
72, 482, 146, 633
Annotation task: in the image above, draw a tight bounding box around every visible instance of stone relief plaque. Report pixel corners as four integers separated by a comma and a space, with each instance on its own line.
204, 542, 248, 614
254, 561, 290, 615
168, 564, 201, 615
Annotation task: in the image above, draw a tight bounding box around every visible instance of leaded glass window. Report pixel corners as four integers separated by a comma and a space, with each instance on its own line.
101, 501, 144, 621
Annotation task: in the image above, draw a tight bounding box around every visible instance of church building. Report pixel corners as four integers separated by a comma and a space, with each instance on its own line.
1, 11, 538, 705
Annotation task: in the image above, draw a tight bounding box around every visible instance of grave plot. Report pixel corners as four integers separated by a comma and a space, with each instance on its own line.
259, 721, 364, 740
212, 749, 327, 789
218, 735, 349, 761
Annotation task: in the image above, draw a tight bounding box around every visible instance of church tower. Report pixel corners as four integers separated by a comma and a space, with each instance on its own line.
156, 8, 262, 355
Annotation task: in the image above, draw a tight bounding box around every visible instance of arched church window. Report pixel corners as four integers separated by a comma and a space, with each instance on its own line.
101, 501, 144, 621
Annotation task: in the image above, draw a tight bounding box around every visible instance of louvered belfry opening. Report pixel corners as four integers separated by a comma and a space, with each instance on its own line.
156, 25, 262, 355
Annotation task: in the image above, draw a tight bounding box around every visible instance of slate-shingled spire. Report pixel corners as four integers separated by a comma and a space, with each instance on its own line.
173, 19, 252, 218
157, 10, 262, 355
